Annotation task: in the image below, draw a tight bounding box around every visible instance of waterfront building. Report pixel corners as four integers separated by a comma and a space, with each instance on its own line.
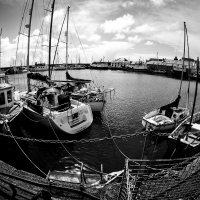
110, 58, 130, 70
146, 57, 195, 77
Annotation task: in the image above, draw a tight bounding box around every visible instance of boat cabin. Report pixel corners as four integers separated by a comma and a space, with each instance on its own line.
0, 73, 14, 110
37, 87, 71, 111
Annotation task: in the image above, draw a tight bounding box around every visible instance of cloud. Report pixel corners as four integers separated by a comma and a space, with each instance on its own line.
100, 14, 135, 34
149, 0, 176, 7
0, 0, 24, 6
144, 41, 154, 45
127, 35, 142, 43
113, 34, 125, 40
132, 24, 156, 34
88, 34, 101, 41
150, 0, 165, 6
86, 41, 134, 62
121, 1, 135, 8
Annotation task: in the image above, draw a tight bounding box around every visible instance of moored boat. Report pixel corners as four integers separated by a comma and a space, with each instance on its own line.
168, 57, 200, 158
142, 22, 190, 132
10, 1, 93, 137
142, 98, 189, 131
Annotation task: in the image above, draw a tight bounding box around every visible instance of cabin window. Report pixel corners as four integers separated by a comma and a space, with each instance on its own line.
0, 92, 5, 105
7, 90, 12, 103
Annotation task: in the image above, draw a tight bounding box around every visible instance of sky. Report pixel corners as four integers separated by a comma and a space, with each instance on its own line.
0, 0, 200, 67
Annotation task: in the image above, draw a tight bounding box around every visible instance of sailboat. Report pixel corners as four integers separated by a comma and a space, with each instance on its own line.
142, 22, 190, 132
0, 28, 22, 127
13, 0, 93, 136
168, 57, 200, 157
58, 7, 114, 112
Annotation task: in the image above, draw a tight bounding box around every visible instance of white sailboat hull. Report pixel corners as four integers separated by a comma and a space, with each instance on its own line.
142, 107, 189, 132
23, 99, 93, 135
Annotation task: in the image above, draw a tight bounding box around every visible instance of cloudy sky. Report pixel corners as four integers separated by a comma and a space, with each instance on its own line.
0, 0, 200, 67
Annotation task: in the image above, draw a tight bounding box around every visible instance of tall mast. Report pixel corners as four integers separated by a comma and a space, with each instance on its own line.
178, 22, 186, 97
65, 6, 70, 75
0, 28, 2, 71
27, 0, 35, 92
188, 57, 199, 130
186, 25, 190, 109
48, 0, 56, 78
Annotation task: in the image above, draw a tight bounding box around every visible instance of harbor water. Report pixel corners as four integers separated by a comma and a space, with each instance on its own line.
1, 69, 200, 177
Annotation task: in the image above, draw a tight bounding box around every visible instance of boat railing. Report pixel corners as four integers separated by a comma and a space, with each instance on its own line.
117, 154, 200, 200
49, 101, 71, 112
170, 112, 200, 138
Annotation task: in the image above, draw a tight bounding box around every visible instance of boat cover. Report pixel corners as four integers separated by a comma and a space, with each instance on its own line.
160, 95, 181, 113
27, 72, 52, 84
66, 71, 91, 83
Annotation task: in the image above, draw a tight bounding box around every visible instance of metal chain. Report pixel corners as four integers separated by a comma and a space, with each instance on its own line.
148, 130, 170, 137
0, 130, 148, 144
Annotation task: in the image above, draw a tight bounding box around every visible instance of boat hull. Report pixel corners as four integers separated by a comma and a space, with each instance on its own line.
142, 107, 189, 132
10, 104, 93, 139
167, 112, 200, 157
89, 100, 104, 112
142, 117, 176, 131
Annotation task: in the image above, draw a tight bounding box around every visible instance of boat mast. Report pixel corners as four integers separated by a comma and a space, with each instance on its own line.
27, 0, 35, 92
188, 57, 199, 131
48, 0, 56, 78
65, 6, 70, 77
186, 25, 191, 109
178, 22, 186, 98
0, 28, 2, 72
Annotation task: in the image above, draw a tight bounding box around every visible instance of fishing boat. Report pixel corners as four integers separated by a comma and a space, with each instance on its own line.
142, 22, 190, 132
168, 57, 200, 158
11, 0, 93, 136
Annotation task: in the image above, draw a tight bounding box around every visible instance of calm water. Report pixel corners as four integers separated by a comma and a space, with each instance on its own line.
1, 70, 200, 177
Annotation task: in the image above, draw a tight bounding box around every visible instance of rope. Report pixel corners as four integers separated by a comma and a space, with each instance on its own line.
46, 116, 107, 174
4, 121, 46, 177
103, 107, 140, 166
21, 108, 48, 123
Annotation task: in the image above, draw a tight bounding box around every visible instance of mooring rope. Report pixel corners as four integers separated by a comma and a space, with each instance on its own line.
4, 121, 46, 177
103, 106, 141, 166
46, 116, 107, 175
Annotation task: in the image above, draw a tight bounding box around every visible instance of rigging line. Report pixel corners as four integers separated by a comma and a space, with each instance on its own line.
175, 25, 184, 58
5, 121, 46, 177
68, 30, 92, 82
69, 11, 97, 85
102, 110, 119, 169
69, 31, 81, 62
46, 117, 108, 175
69, 11, 88, 64
21, 109, 48, 123
15, 0, 29, 86
32, 0, 52, 65
50, 5, 68, 77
